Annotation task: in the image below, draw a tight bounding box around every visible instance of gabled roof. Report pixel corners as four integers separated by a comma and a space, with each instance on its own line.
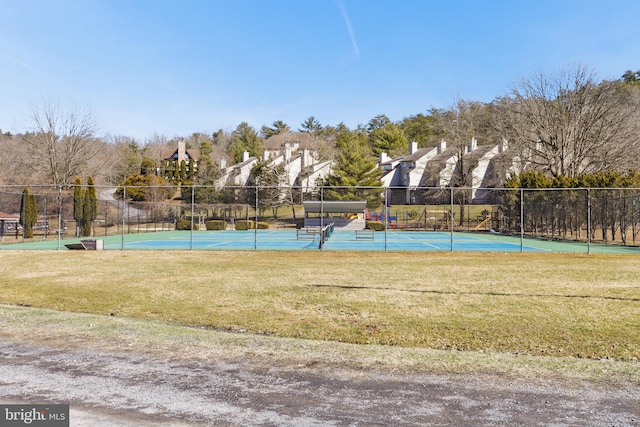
402, 147, 433, 162
264, 132, 320, 150
160, 148, 200, 161
303, 201, 367, 213
0, 211, 19, 221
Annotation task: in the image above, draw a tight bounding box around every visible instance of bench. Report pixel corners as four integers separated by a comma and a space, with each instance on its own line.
355, 230, 375, 240
296, 227, 320, 240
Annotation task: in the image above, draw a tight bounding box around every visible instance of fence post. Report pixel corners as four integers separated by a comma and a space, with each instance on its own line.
320, 186, 324, 230
57, 185, 62, 251
520, 188, 524, 253
587, 188, 591, 255
190, 185, 195, 251
121, 187, 126, 250
254, 186, 258, 251
450, 187, 454, 252
384, 187, 388, 252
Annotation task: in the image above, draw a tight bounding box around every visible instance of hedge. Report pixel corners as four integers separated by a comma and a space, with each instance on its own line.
234, 220, 253, 230
234, 220, 270, 230
176, 219, 194, 230
205, 220, 227, 230
365, 221, 385, 231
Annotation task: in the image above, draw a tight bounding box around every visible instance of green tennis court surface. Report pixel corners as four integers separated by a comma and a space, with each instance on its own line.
2, 230, 639, 254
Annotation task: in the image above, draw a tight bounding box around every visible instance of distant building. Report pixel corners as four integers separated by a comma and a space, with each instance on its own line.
215, 133, 333, 192
202, 133, 519, 204
380, 139, 514, 204
161, 139, 199, 179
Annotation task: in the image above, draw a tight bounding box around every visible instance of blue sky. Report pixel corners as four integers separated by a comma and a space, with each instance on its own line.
2, 0, 639, 141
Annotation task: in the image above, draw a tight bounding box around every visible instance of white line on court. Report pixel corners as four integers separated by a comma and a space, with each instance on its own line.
392, 231, 442, 249
421, 242, 441, 249
206, 241, 234, 247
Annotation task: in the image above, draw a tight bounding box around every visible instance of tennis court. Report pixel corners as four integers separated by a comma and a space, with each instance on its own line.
3, 229, 639, 254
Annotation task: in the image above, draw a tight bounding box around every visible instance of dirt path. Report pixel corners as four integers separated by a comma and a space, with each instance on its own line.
1, 340, 638, 426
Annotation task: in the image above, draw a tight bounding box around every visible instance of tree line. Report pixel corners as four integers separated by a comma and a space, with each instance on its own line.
1, 65, 640, 200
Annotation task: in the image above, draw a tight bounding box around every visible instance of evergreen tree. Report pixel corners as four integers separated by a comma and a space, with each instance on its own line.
180, 159, 187, 181
298, 116, 323, 134
20, 187, 38, 238
73, 177, 84, 236
229, 122, 263, 163
173, 161, 179, 181
325, 128, 381, 207
369, 123, 408, 157
81, 176, 97, 236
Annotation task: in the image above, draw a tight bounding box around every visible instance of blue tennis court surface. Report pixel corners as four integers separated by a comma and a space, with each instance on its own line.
4, 230, 639, 253
102, 230, 548, 252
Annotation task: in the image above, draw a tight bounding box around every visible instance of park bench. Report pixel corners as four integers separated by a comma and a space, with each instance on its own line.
355, 230, 375, 240
296, 227, 320, 240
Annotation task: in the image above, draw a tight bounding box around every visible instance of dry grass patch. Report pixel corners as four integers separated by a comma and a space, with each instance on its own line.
0, 251, 639, 362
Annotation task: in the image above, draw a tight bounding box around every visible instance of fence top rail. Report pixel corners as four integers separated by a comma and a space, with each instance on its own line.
3, 184, 640, 192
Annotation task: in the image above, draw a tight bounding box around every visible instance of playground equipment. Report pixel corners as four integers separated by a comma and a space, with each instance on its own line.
474, 215, 492, 231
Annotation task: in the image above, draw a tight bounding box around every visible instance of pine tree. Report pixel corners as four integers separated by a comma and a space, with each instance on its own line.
20, 187, 38, 238
81, 177, 97, 236
86, 176, 97, 221
73, 177, 84, 236
82, 189, 92, 236
180, 159, 187, 181
325, 128, 382, 207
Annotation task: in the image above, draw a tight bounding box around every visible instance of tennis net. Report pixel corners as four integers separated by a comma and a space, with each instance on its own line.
319, 222, 335, 249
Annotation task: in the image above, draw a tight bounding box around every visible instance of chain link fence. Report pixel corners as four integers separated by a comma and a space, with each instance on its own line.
1, 184, 639, 252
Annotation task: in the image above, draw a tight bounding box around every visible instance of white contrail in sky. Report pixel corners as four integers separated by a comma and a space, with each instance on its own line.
0, 53, 53, 80
336, 0, 360, 58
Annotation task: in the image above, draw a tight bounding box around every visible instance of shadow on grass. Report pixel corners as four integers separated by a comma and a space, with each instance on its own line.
306, 284, 640, 302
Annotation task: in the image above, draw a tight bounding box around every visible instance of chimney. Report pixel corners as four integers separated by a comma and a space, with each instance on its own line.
467, 137, 477, 154
499, 138, 508, 153
302, 148, 311, 168
242, 151, 250, 162
379, 152, 389, 165
285, 145, 291, 163
177, 139, 186, 162
262, 150, 270, 161
438, 139, 447, 154
410, 141, 418, 154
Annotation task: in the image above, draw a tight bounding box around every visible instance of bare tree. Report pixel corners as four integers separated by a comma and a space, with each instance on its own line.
500, 65, 638, 178
0, 132, 32, 184
432, 99, 488, 224
22, 101, 101, 185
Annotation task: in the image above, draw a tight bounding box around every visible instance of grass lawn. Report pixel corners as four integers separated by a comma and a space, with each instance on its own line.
1, 250, 638, 366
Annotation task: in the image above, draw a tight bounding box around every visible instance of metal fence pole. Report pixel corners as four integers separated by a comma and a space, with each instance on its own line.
57, 185, 62, 251
254, 186, 258, 251
520, 188, 524, 253
190, 185, 194, 251
121, 187, 126, 250
450, 187, 454, 252
384, 187, 388, 252
587, 188, 591, 254
320, 186, 324, 229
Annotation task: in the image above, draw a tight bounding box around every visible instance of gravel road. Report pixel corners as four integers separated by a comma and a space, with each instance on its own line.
1, 339, 638, 426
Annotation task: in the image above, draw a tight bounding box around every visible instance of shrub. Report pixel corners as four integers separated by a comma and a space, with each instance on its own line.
256, 222, 269, 229
206, 220, 227, 230
176, 219, 193, 230
366, 221, 385, 231
234, 220, 253, 230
